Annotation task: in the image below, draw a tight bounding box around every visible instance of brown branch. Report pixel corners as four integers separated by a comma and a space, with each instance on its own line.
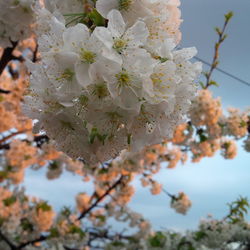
17, 235, 47, 249
77, 175, 124, 220
32, 42, 39, 63
0, 129, 31, 146
204, 12, 233, 89
0, 134, 50, 150
0, 143, 10, 150
0, 88, 11, 94
0, 41, 18, 76
0, 230, 17, 250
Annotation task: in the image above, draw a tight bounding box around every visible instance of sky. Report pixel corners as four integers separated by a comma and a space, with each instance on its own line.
24, 0, 250, 232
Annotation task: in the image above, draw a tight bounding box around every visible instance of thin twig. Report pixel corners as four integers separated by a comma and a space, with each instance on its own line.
77, 175, 124, 220
204, 12, 233, 88
32, 42, 39, 63
0, 129, 31, 145
17, 235, 47, 249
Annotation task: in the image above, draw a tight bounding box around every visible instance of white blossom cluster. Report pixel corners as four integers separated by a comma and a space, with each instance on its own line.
0, 0, 36, 47
24, 0, 202, 164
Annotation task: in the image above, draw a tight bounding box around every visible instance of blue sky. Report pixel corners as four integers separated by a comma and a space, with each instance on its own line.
24, 0, 250, 232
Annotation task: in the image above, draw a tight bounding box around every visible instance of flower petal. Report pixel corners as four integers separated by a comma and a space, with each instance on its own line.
92, 27, 113, 49
75, 61, 91, 87
63, 23, 90, 52
107, 9, 126, 38
96, 0, 118, 18
124, 21, 149, 48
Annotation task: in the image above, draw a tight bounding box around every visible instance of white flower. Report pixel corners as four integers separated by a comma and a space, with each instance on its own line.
100, 52, 155, 112
96, 0, 153, 25
93, 9, 149, 64
44, 52, 82, 106
0, 0, 36, 47
145, 61, 180, 104
37, 10, 66, 54
62, 23, 105, 87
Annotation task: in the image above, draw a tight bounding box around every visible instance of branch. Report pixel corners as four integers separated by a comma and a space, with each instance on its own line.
0, 129, 31, 146
204, 11, 233, 89
17, 235, 47, 249
0, 88, 11, 94
32, 42, 39, 63
0, 230, 17, 250
0, 143, 10, 150
143, 174, 175, 199
77, 175, 124, 220
0, 134, 49, 150
0, 41, 18, 76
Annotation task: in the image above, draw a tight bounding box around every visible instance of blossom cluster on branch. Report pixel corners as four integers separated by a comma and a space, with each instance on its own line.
24, 0, 201, 164
0, 0, 249, 249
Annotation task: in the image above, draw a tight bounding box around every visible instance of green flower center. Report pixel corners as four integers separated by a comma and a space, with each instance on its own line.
118, 0, 132, 11
57, 68, 74, 82
78, 95, 89, 106
113, 38, 127, 53
80, 49, 96, 64
91, 83, 109, 99
116, 71, 130, 87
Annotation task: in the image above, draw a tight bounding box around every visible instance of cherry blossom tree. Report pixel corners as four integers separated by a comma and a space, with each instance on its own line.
0, 0, 249, 249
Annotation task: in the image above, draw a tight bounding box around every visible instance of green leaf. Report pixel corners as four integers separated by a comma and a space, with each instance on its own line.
0, 217, 5, 226
49, 228, 60, 238
89, 127, 98, 144
0, 171, 8, 179
98, 168, 109, 174
96, 215, 106, 223
88, 9, 105, 26
61, 206, 71, 217
194, 231, 207, 241
199, 81, 206, 89
48, 161, 59, 170
69, 225, 85, 238
63, 12, 86, 17
160, 57, 168, 63
214, 27, 221, 35
21, 218, 34, 232
127, 133, 132, 145
209, 80, 219, 87
199, 134, 208, 143
111, 241, 125, 247
3, 196, 16, 206
240, 120, 247, 128
36, 201, 52, 212
225, 11, 234, 21
97, 133, 108, 145
148, 232, 166, 247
